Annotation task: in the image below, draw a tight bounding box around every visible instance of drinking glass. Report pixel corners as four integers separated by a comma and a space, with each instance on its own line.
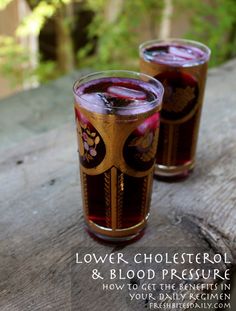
73, 70, 164, 241
140, 39, 211, 179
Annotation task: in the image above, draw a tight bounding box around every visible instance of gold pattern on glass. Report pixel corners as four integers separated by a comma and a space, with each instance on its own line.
77, 119, 100, 161
140, 59, 208, 125
111, 167, 117, 231
75, 105, 160, 177
117, 172, 124, 229
128, 128, 159, 162
147, 172, 154, 211
167, 124, 174, 165
141, 176, 148, 218
75, 102, 161, 237
80, 171, 89, 217
141, 56, 208, 175
104, 170, 111, 228
163, 82, 195, 113
171, 125, 179, 164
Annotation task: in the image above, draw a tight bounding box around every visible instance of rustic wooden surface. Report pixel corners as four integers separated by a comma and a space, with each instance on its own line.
0, 60, 236, 310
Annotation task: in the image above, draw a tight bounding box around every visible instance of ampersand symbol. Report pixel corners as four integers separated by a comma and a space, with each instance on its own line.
92, 269, 104, 280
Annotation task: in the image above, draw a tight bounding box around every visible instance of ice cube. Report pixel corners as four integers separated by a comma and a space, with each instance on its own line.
79, 93, 108, 114
117, 100, 148, 115
107, 86, 147, 100
187, 46, 204, 58
136, 113, 159, 134
169, 46, 196, 60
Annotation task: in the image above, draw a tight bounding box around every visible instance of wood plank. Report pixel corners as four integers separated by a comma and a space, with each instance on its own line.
0, 60, 236, 310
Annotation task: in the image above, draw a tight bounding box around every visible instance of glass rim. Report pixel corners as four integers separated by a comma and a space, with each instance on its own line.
73, 70, 164, 111
139, 38, 211, 67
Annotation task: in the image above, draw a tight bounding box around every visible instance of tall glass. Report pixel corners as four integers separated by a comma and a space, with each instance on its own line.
73, 70, 164, 241
139, 39, 211, 179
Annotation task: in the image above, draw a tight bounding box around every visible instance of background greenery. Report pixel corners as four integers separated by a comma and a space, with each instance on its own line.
0, 0, 236, 87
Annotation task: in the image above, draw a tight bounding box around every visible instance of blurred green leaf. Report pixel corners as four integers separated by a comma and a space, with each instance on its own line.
16, 2, 56, 36
1, 0, 236, 88
0, 0, 13, 10
175, 0, 236, 67
79, 0, 164, 70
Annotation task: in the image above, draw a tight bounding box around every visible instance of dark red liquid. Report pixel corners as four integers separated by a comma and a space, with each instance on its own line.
75, 77, 161, 231
82, 171, 151, 228
141, 43, 208, 170
155, 69, 199, 166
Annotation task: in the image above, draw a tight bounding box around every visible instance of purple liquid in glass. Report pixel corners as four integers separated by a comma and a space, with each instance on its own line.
140, 41, 210, 177
74, 77, 161, 230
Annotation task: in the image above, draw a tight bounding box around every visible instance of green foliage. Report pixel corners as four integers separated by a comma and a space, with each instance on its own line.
78, 0, 164, 70
34, 59, 59, 83
175, 0, 236, 67
0, 0, 73, 85
0, 0, 12, 10
0, 0, 236, 88
17, 2, 56, 36
0, 36, 58, 86
0, 36, 31, 85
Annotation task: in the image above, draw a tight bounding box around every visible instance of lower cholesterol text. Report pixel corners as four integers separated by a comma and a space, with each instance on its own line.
75, 252, 231, 265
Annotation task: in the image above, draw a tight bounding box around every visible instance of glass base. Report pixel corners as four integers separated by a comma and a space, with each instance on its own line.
154, 161, 194, 182
85, 220, 147, 243
87, 228, 145, 243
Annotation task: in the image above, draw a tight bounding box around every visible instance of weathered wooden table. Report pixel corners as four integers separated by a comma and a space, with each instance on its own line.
0, 61, 235, 311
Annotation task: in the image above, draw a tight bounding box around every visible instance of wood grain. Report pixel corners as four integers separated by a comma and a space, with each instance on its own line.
0, 60, 236, 310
